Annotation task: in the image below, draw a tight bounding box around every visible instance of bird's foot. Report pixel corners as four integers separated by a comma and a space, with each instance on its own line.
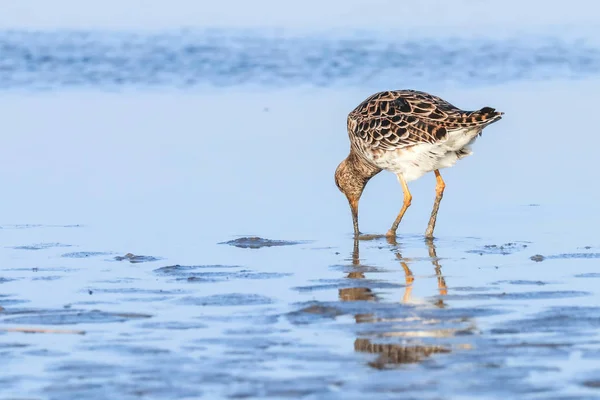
424, 227, 435, 241
424, 233, 436, 242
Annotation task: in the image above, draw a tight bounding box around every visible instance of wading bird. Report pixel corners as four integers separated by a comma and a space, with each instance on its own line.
334, 90, 503, 239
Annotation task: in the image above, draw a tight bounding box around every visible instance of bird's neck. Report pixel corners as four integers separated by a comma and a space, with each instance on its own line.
335, 150, 381, 199
347, 150, 381, 180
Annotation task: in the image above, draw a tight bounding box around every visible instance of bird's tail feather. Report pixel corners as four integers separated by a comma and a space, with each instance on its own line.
467, 107, 504, 126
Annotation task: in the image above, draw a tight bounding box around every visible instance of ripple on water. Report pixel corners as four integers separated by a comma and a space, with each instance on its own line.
137, 321, 208, 330
329, 264, 391, 274
1, 309, 152, 325
8, 242, 73, 250
0, 224, 82, 229
492, 306, 600, 335
440, 290, 590, 301
154, 264, 292, 282
0, 295, 28, 306
61, 251, 113, 259
286, 301, 507, 325
177, 293, 274, 307
45, 359, 204, 400
292, 279, 404, 293
530, 252, 600, 262
575, 273, 600, 278
491, 280, 550, 286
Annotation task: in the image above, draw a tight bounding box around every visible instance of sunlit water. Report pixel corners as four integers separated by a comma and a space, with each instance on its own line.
2, 21, 600, 400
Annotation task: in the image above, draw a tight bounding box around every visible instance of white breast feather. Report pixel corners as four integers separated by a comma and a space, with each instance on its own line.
368, 128, 481, 182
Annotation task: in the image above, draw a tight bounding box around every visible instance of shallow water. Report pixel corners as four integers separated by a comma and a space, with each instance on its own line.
3, 4, 600, 398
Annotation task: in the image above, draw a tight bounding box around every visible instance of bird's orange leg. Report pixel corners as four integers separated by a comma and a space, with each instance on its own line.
425, 170, 446, 239
386, 174, 412, 237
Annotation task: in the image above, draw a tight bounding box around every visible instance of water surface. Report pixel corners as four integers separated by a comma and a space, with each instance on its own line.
2, 19, 600, 400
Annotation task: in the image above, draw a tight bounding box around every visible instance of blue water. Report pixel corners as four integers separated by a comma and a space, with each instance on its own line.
1, 30, 600, 90
3, 14, 600, 400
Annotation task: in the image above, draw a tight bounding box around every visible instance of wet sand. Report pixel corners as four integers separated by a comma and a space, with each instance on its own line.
2, 78, 600, 399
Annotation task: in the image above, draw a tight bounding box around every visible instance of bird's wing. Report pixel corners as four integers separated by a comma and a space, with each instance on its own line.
348, 90, 503, 151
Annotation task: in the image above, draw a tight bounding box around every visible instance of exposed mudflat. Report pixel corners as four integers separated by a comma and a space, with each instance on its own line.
3, 224, 600, 399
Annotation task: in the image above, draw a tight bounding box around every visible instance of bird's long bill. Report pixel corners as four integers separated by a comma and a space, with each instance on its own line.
349, 197, 359, 236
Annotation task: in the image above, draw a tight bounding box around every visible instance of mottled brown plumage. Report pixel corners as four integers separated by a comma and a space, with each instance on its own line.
336, 89, 503, 239
348, 90, 502, 152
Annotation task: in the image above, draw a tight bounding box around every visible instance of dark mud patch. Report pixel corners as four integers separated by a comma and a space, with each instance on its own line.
531, 253, 600, 262
287, 304, 345, 324
113, 253, 161, 263
154, 264, 291, 282
9, 242, 73, 250
220, 236, 304, 249
61, 251, 113, 259
293, 279, 404, 293
178, 293, 274, 306
466, 242, 529, 256
441, 290, 589, 301
1, 309, 152, 325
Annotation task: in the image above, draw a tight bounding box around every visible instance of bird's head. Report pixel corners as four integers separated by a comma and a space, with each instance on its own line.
335, 153, 379, 204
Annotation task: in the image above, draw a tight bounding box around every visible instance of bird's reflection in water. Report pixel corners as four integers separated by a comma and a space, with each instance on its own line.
338, 239, 378, 303
389, 236, 448, 306
340, 236, 455, 368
